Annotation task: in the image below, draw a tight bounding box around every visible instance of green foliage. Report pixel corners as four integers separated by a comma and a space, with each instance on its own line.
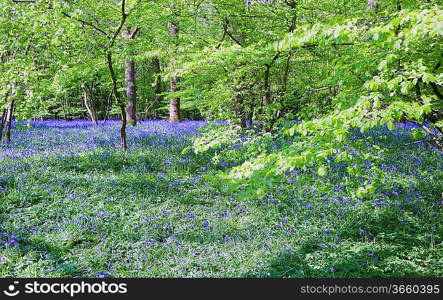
1, 121, 441, 277
1, 0, 442, 278
189, 4, 443, 198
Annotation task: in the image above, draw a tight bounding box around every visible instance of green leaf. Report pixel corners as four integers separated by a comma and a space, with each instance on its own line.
422, 73, 436, 83
411, 128, 425, 139
318, 165, 327, 176
387, 121, 395, 131
400, 81, 409, 95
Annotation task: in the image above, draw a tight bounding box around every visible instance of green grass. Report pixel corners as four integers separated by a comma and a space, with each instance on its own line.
0, 120, 442, 277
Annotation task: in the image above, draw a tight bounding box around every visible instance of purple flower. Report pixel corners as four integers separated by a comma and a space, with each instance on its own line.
94, 272, 110, 278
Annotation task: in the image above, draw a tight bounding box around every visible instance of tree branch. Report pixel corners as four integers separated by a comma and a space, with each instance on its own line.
61, 12, 110, 39
108, 0, 128, 49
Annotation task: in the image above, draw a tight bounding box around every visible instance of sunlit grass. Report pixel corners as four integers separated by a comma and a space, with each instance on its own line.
0, 120, 441, 278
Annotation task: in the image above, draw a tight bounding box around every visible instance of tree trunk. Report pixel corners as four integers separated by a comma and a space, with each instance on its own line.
152, 57, 164, 106
107, 52, 127, 151
82, 84, 98, 124
121, 26, 138, 126
120, 104, 128, 151
125, 59, 137, 125
232, 92, 247, 129
169, 22, 180, 122
263, 65, 271, 107
0, 109, 6, 138
169, 96, 180, 122
2, 99, 14, 143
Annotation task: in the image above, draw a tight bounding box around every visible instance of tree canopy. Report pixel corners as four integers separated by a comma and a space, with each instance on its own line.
0, 0, 442, 279
1, 0, 442, 167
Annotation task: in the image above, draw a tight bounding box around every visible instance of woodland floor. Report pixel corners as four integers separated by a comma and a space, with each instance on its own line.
0, 120, 442, 277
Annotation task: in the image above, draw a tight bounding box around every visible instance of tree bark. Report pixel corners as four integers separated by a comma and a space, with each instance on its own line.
107, 52, 127, 151
2, 99, 14, 143
107, 0, 128, 151
82, 84, 98, 124
121, 26, 138, 126
263, 64, 271, 107
232, 88, 247, 129
125, 58, 137, 125
169, 22, 180, 122
0, 109, 6, 140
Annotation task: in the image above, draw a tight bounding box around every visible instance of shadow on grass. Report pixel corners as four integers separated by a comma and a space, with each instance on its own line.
42, 146, 210, 176
1, 232, 85, 277
245, 241, 441, 278
243, 207, 443, 278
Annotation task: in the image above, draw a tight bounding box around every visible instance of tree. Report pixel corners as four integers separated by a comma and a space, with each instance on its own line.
122, 26, 139, 126
226, 3, 442, 197
1, 97, 14, 143
59, 0, 139, 150
1, 0, 59, 141
183, 0, 442, 199
168, 21, 180, 122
